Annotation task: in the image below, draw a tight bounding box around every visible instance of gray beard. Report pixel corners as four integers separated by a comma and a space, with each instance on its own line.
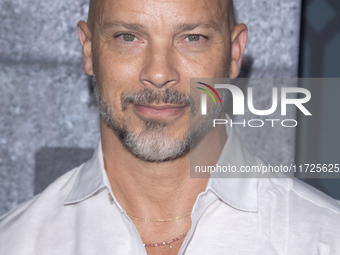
93, 75, 225, 163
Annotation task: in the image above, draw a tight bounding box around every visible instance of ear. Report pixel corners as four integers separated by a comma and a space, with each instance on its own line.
78, 21, 94, 76
229, 24, 248, 79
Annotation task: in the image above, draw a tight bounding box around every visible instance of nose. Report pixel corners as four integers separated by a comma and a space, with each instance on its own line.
140, 43, 180, 89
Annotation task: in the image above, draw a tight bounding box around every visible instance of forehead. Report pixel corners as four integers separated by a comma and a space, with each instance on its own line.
96, 0, 227, 29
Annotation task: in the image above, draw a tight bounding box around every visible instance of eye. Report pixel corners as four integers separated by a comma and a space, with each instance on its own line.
122, 34, 136, 42
187, 35, 203, 42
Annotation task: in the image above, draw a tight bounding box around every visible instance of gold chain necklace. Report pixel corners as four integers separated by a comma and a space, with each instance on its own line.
144, 232, 187, 249
127, 212, 191, 222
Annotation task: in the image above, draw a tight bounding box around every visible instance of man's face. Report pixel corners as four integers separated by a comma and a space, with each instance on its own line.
84, 0, 234, 162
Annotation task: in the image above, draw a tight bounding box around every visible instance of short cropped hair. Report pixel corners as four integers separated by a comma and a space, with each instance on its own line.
228, 0, 235, 29
88, 0, 235, 31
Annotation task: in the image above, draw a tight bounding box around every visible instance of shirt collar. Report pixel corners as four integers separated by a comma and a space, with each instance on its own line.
206, 115, 259, 212
64, 141, 113, 206
64, 115, 258, 212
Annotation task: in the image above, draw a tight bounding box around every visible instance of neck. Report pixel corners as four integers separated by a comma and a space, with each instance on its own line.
101, 115, 227, 219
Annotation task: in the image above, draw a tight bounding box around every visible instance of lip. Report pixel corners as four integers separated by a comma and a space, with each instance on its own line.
134, 104, 187, 119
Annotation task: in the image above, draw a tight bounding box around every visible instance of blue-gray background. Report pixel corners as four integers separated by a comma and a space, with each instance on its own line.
296, 0, 340, 200
0, 0, 339, 216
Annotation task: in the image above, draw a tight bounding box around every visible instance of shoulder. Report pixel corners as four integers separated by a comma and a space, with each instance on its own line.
265, 177, 340, 215
259, 176, 340, 248
0, 165, 81, 222
0, 165, 81, 252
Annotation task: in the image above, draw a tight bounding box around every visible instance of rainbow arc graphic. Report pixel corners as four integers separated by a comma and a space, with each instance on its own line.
196, 82, 223, 106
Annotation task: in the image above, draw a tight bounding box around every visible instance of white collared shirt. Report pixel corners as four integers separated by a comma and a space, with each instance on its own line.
1, 124, 340, 254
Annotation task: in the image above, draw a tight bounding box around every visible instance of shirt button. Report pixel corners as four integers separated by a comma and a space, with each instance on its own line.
108, 193, 114, 203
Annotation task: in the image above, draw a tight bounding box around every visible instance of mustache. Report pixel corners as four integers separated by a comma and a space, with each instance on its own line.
121, 88, 192, 111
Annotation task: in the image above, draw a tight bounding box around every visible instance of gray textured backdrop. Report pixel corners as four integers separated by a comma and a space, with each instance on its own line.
0, 0, 302, 216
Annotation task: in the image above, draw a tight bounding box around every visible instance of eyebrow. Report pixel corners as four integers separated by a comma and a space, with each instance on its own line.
101, 21, 145, 31
175, 22, 220, 33
101, 21, 220, 33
